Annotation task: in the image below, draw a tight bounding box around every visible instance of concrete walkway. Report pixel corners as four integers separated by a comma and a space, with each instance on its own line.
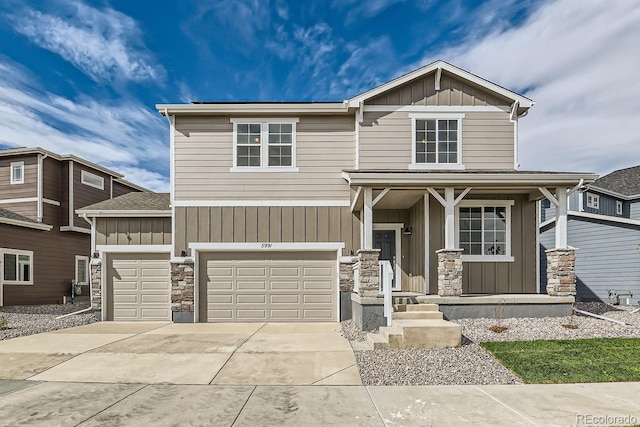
1, 380, 639, 426
1, 323, 639, 425
0, 322, 361, 385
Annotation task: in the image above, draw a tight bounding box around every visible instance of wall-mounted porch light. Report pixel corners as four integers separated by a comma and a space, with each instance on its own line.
180, 250, 187, 257
402, 226, 413, 235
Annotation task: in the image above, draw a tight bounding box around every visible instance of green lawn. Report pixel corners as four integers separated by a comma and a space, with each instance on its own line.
481, 338, 640, 384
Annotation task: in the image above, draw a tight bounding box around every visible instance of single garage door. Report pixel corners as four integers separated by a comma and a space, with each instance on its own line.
200, 251, 337, 322
107, 253, 171, 321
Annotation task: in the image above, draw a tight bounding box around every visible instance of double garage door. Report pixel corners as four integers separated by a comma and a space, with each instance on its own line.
107, 253, 171, 321
199, 251, 337, 322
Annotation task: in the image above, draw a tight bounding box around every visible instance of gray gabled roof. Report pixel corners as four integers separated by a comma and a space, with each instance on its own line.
0, 208, 39, 223
78, 192, 170, 216
589, 165, 640, 198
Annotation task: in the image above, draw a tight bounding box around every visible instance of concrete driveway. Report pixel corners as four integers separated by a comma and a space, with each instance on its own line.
0, 322, 361, 385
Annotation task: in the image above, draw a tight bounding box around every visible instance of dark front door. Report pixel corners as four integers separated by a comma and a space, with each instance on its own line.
373, 229, 396, 289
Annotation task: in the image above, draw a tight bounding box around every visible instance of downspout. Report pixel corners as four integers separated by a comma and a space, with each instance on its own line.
56, 213, 95, 319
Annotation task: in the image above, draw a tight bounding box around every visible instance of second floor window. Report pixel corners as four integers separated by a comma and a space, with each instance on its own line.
616, 200, 623, 215
10, 162, 24, 184
410, 113, 464, 169
232, 119, 298, 170
586, 193, 599, 209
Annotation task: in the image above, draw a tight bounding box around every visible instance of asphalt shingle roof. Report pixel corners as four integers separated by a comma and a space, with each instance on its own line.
591, 165, 640, 197
0, 208, 39, 223
79, 192, 170, 211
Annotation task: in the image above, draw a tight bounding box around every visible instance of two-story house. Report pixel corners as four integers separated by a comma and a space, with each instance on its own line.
540, 165, 640, 304
79, 61, 597, 326
0, 147, 144, 306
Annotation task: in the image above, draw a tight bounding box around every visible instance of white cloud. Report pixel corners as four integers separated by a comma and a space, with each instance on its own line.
432, 0, 640, 176
333, 0, 407, 24
7, 1, 165, 84
0, 57, 169, 192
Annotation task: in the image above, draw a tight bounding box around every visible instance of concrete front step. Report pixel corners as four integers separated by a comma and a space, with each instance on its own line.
393, 303, 440, 312
366, 319, 461, 350
392, 311, 443, 320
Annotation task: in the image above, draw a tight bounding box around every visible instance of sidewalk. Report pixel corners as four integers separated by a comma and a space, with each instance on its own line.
1, 380, 639, 426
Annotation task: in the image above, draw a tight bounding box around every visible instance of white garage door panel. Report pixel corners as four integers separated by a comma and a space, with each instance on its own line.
201, 251, 337, 322
109, 253, 170, 321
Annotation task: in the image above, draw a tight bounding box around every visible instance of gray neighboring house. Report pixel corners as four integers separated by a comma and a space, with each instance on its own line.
540, 165, 640, 304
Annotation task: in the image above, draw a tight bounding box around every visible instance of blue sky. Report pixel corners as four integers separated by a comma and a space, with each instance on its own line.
0, 0, 638, 191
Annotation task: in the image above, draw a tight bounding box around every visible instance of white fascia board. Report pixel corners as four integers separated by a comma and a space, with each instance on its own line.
344, 172, 598, 187
346, 60, 534, 108
586, 185, 639, 201
172, 200, 349, 207
539, 210, 640, 228
0, 218, 52, 231
156, 103, 351, 115
60, 225, 91, 234
364, 105, 510, 113
76, 210, 171, 217
0, 197, 38, 204
189, 242, 345, 252
96, 244, 172, 253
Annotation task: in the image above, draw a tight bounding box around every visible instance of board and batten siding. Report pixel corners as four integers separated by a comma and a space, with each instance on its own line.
541, 216, 640, 303
429, 194, 537, 294
630, 200, 640, 220
359, 111, 514, 171
96, 217, 172, 246
366, 73, 512, 107
173, 115, 354, 201
174, 206, 360, 256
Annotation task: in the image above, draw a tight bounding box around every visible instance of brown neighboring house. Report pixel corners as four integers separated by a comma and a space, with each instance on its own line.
0, 147, 146, 306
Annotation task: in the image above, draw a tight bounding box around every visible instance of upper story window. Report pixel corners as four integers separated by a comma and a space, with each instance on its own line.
409, 113, 464, 170
81, 170, 104, 190
457, 200, 514, 262
10, 162, 24, 184
2, 249, 33, 285
616, 200, 623, 215
586, 192, 599, 209
231, 118, 299, 172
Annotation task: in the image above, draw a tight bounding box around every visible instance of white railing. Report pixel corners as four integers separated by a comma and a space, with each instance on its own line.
379, 260, 394, 326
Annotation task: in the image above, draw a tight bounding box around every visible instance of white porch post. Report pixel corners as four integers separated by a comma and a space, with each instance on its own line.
444, 187, 456, 249
363, 187, 373, 249
555, 187, 568, 248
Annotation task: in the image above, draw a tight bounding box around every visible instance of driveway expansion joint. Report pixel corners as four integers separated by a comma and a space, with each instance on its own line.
209, 323, 267, 385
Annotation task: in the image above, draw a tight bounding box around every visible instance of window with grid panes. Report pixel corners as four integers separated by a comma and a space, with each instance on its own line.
415, 119, 459, 164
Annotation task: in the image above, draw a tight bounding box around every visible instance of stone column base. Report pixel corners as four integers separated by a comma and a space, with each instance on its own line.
436, 249, 463, 296
356, 249, 381, 297
546, 248, 576, 296
171, 261, 194, 322
90, 261, 102, 320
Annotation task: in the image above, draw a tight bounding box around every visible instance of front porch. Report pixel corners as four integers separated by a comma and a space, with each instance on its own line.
342, 170, 596, 333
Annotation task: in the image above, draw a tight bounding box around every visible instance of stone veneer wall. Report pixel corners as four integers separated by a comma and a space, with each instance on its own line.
90, 261, 101, 318
171, 261, 194, 323
546, 248, 577, 296
437, 249, 463, 296
356, 249, 380, 297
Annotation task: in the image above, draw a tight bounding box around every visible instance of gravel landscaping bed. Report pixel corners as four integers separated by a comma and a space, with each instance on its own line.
0, 303, 97, 341
343, 302, 640, 386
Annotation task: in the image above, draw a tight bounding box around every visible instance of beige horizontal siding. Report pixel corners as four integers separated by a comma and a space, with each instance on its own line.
359, 111, 514, 170
0, 201, 37, 221
367, 73, 511, 106
174, 206, 360, 256
96, 217, 172, 246
173, 116, 354, 201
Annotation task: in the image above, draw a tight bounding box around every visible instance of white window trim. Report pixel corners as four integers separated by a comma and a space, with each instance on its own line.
616, 200, 623, 215
409, 113, 465, 170
10, 162, 24, 184
75, 255, 89, 285
81, 170, 104, 190
455, 200, 514, 263
1, 248, 34, 285
230, 118, 299, 172
586, 192, 599, 209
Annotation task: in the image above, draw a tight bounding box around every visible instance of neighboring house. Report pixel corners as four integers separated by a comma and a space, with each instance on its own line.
0, 147, 145, 306
540, 165, 640, 303
78, 60, 596, 324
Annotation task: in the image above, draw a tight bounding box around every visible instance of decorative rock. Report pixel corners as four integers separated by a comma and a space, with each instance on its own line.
356, 249, 380, 297
339, 256, 358, 292
90, 262, 102, 311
